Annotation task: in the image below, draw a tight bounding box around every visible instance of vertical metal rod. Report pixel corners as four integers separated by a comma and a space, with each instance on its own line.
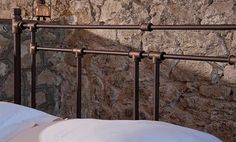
13, 33, 21, 104
30, 27, 37, 108
76, 54, 82, 118
153, 59, 161, 121
12, 8, 22, 104
133, 58, 140, 120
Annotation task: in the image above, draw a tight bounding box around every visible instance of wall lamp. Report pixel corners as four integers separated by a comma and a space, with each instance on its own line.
32, 0, 51, 21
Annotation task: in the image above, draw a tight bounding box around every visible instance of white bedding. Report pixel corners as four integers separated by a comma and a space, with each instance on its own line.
38, 119, 222, 142
0, 102, 59, 142
8, 120, 222, 142
1, 102, 222, 142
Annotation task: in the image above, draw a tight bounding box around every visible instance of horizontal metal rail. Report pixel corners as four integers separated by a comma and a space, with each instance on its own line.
150, 25, 236, 30
37, 47, 73, 52
21, 23, 236, 31
27, 24, 141, 30
36, 47, 236, 64
0, 19, 12, 24
0, 19, 58, 25
163, 54, 229, 62
37, 47, 129, 56
82, 49, 129, 56
1, 17, 236, 30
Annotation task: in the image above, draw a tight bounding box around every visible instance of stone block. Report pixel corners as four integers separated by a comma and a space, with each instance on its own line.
199, 85, 232, 100
0, 34, 10, 56
222, 65, 236, 84
38, 69, 62, 86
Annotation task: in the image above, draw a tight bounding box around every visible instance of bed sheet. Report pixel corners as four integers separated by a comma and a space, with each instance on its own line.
8, 121, 59, 142
8, 119, 222, 142
0, 102, 59, 142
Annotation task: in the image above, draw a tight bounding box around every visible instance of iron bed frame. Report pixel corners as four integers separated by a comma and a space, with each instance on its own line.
7, 8, 236, 121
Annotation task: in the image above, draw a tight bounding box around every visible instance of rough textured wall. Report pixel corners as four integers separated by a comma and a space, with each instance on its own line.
0, 0, 236, 141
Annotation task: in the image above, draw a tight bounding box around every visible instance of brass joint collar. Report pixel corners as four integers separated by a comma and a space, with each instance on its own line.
30, 44, 37, 55
148, 52, 165, 64
13, 21, 27, 33
20, 22, 27, 30
148, 51, 166, 61
29, 22, 38, 32
12, 21, 25, 33
140, 23, 153, 31
128, 51, 145, 61
229, 55, 236, 65
73, 48, 86, 58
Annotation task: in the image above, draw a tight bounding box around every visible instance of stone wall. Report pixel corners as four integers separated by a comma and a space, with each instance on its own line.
0, 0, 236, 141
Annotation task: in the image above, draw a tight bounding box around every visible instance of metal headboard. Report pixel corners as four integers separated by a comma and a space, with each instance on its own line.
10, 8, 236, 121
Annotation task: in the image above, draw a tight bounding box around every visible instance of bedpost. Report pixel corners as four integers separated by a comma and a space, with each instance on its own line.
12, 8, 22, 105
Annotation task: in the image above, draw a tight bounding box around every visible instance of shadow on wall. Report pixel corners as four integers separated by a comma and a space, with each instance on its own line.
0, 23, 235, 141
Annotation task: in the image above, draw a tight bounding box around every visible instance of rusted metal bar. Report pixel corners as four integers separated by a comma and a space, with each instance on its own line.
12, 8, 22, 105
24, 24, 141, 30
82, 49, 129, 56
133, 58, 140, 120
0, 19, 56, 25
148, 52, 165, 121
74, 49, 84, 118
31, 48, 36, 108
163, 54, 229, 62
36, 47, 236, 64
37, 47, 73, 52
30, 23, 38, 108
0, 19, 12, 24
21, 22, 236, 31
37, 47, 129, 56
129, 51, 143, 120
151, 25, 236, 30
76, 54, 82, 118
153, 59, 161, 121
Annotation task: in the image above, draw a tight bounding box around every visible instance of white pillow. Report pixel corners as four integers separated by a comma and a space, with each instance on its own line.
0, 102, 58, 142
39, 119, 222, 142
